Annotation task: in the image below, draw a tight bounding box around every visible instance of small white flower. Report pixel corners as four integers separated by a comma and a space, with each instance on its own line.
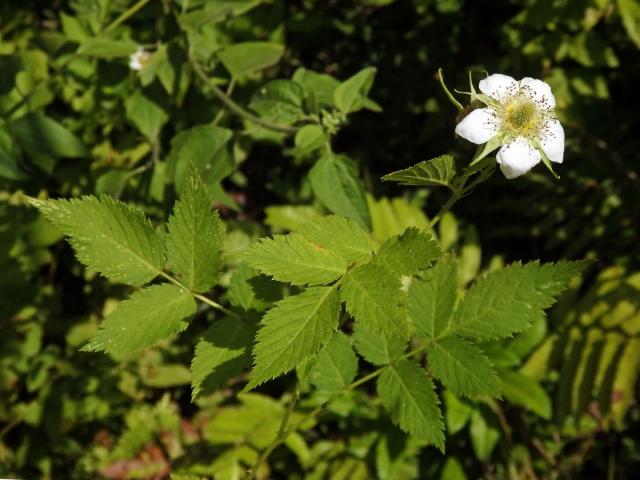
455, 73, 564, 179
129, 47, 151, 71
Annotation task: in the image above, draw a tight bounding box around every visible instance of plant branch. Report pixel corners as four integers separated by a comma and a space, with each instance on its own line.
212, 78, 236, 126
428, 189, 463, 228
247, 344, 430, 474
187, 54, 299, 134
248, 385, 300, 479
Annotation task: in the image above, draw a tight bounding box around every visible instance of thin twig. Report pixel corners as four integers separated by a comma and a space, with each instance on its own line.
248, 386, 300, 479
212, 78, 236, 126
187, 54, 299, 134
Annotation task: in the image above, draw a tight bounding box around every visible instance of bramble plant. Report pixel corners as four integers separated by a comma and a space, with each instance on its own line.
33, 61, 587, 476
4, 1, 639, 479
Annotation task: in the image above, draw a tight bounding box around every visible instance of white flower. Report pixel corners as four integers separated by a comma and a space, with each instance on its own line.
129, 47, 151, 71
455, 74, 564, 179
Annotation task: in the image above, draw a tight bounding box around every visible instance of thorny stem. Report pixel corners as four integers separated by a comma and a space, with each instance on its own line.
187, 55, 300, 134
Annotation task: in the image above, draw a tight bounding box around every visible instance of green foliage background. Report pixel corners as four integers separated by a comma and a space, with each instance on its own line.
1, 0, 639, 479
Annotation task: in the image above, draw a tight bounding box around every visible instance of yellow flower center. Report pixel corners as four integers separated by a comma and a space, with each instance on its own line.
502, 96, 540, 137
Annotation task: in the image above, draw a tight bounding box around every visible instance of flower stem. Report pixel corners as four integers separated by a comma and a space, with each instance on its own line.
428, 189, 462, 228
187, 55, 299, 134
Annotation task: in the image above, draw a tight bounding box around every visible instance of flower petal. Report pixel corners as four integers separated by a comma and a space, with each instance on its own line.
539, 119, 564, 163
496, 136, 541, 179
519, 77, 556, 110
455, 108, 499, 145
478, 74, 518, 101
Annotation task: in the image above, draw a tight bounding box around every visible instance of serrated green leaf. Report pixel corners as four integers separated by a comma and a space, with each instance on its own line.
334, 67, 377, 113
309, 331, 358, 395
340, 264, 409, 338
249, 79, 305, 125
428, 337, 500, 398
309, 153, 371, 231
382, 155, 457, 190
352, 323, 406, 366
34, 195, 165, 286
372, 227, 442, 278
85, 284, 196, 355
166, 173, 225, 292
298, 215, 374, 264
377, 360, 444, 449
191, 318, 256, 399
228, 263, 259, 310
410, 260, 457, 340
451, 261, 589, 340
247, 287, 340, 389
218, 42, 284, 78
244, 233, 347, 286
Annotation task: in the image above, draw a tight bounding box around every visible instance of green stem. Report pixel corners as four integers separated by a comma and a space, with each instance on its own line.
212, 78, 236, 126
157, 271, 241, 320
249, 344, 429, 474
102, 0, 154, 35
248, 386, 300, 479
192, 292, 242, 320
428, 189, 462, 228
187, 54, 299, 134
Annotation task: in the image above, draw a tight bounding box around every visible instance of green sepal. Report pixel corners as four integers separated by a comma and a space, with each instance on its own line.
533, 139, 560, 180
438, 69, 463, 112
